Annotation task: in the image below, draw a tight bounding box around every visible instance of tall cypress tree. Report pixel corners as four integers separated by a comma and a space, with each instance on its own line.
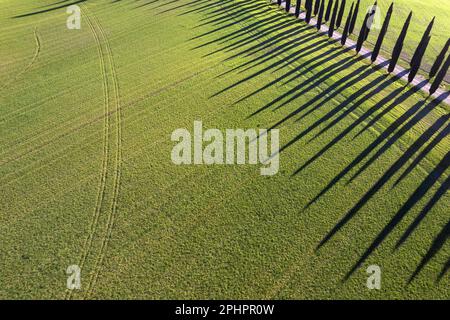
317, 0, 325, 30
349, 0, 360, 34
336, 0, 346, 28
325, 0, 333, 21
430, 53, 450, 95
286, 0, 292, 12
306, 0, 313, 23
430, 38, 450, 78
341, 2, 354, 45
410, 18, 435, 73
295, 0, 302, 18
356, 13, 369, 53
328, 0, 339, 37
314, 0, 321, 15
409, 36, 431, 82
364, 1, 377, 41
388, 11, 412, 73
371, 3, 393, 62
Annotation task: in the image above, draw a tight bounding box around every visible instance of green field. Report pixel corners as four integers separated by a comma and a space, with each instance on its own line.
0, 0, 449, 299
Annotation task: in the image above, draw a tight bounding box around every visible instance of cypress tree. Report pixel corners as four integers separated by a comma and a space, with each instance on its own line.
371, 3, 393, 62
364, 1, 377, 41
295, 0, 302, 18
314, 0, 321, 15
317, 0, 325, 30
410, 18, 435, 74
278, 0, 282, 6
349, 0, 360, 34
325, 0, 333, 21
356, 13, 369, 53
328, 0, 339, 37
408, 36, 431, 82
430, 53, 450, 95
430, 38, 450, 78
341, 2, 354, 45
306, 0, 313, 23
286, 0, 292, 12
388, 11, 412, 73
336, 0, 346, 28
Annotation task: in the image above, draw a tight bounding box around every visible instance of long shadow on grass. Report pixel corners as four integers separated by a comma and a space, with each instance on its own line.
187, 0, 450, 284
193, 16, 281, 50
155, 0, 217, 14
313, 95, 443, 237
308, 91, 450, 281
189, 5, 279, 42
393, 123, 449, 188
12, 0, 88, 18
213, 34, 335, 99
177, 0, 236, 17
218, 23, 311, 62
217, 27, 322, 78
410, 219, 448, 283
134, 0, 161, 8
438, 256, 450, 282
342, 122, 450, 280
346, 97, 448, 185
250, 51, 369, 122
198, 17, 297, 55
277, 68, 407, 160
194, 1, 268, 27
303, 81, 431, 205
396, 170, 450, 250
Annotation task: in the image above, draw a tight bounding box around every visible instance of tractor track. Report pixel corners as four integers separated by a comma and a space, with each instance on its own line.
83, 5, 123, 299
0, 27, 41, 91
66, 3, 120, 300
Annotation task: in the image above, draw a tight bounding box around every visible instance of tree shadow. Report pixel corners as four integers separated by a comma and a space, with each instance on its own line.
246, 49, 367, 120
217, 23, 312, 64
155, 0, 216, 15
189, 4, 280, 42
438, 256, 449, 282
278, 69, 407, 160
133, 0, 162, 9
212, 35, 335, 100
197, 18, 298, 55
341, 126, 449, 280
194, 1, 268, 28
394, 123, 449, 188
396, 173, 450, 249
162, 0, 450, 286
409, 218, 449, 283
12, 0, 88, 18
303, 82, 433, 206
315, 93, 447, 239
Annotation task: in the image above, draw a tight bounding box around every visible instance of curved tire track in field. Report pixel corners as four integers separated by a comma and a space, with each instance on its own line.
66, 3, 110, 300
0, 27, 41, 91
83, 5, 123, 299
66, 3, 123, 300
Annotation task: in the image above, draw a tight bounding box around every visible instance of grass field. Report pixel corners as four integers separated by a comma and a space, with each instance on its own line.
0, 0, 449, 299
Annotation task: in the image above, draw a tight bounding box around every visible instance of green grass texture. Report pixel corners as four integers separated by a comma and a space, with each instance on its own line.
0, 0, 448, 299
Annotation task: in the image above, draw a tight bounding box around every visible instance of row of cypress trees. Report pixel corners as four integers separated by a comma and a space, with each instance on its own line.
275, 0, 450, 95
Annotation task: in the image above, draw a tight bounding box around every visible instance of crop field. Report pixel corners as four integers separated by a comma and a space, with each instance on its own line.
0, 0, 449, 299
